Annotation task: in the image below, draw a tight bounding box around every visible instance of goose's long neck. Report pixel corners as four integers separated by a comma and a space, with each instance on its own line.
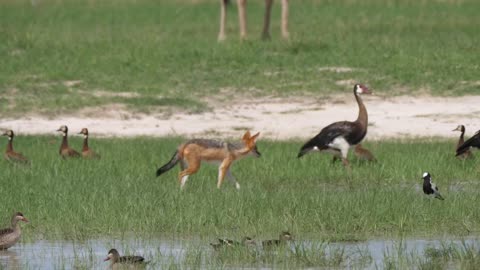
82, 136, 89, 151
458, 130, 465, 147
6, 137, 13, 152
355, 93, 368, 128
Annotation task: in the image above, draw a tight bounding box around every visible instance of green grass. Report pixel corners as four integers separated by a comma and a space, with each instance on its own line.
0, 0, 479, 116
0, 136, 479, 242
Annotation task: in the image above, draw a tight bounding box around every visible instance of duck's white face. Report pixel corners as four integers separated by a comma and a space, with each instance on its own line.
79, 128, 88, 138
57, 125, 68, 136
3, 130, 13, 140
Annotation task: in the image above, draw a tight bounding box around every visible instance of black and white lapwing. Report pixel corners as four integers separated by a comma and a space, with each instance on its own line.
422, 172, 444, 200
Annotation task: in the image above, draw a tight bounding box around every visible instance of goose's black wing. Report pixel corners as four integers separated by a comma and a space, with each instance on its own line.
298, 121, 357, 158
456, 131, 480, 156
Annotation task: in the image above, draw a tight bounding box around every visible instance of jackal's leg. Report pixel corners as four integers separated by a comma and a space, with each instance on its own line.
178, 158, 200, 190
217, 159, 232, 189
218, 0, 228, 41
237, 0, 247, 39
226, 169, 240, 190
261, 0, 273, 40
281, 0, 289, 39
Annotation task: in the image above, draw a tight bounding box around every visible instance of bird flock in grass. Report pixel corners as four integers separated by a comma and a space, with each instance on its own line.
1, 84, 480, 266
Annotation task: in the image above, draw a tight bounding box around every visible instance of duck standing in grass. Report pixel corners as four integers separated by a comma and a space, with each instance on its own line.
78, 128, 100, 159
422, 172, 444, 200
453, 125, 473, 160
2, 130, 29, 164
104, 248, 145, 267
456, 130, 480, 158
57, 125, 80, 159
262, 231, 294, 248
0, 212, 29, 250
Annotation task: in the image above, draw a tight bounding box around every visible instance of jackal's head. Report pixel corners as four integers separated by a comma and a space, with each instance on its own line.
242, 131, 261, 157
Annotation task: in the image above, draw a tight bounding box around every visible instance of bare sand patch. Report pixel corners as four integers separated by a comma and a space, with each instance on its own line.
1, 95, 480, 140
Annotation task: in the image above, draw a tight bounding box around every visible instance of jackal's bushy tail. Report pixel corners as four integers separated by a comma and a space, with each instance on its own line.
156, 151, 180, 177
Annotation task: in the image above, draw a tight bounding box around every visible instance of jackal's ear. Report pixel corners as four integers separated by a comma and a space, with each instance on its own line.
242, 131, 252, 141
251, 132, 260, 141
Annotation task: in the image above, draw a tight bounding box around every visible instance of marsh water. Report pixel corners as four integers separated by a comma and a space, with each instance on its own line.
0, 236, 479, 269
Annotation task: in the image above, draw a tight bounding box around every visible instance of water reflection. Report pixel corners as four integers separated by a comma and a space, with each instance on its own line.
0, 236, 478, 269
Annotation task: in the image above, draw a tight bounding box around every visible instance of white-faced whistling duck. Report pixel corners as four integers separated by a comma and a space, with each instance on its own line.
262, 231, 294, 248
56, 125, 80, 159
78, 128, 100, 159
422, 172, 444, 200
453, 125, 475, 159
2, 130, 29, 164
298, 84, 372, 168
104, 248, 145, 266
0, 212, 29, 250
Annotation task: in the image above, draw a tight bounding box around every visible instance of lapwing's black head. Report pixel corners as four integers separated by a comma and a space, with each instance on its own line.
422, 172, 431, 182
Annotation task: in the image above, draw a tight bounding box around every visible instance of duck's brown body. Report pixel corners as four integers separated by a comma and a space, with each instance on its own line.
354, 144, 376, 162
2, 130, 29, 164
0, 212, 28, 250
104, 248, 145, 266
79, 128, 100, 159
57, 126, 80, 159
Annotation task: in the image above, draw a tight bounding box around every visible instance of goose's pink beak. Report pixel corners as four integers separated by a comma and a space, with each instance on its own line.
103, 257, 110, 262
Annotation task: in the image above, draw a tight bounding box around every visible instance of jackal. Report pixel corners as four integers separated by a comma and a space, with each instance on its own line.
156, 131, 261, 190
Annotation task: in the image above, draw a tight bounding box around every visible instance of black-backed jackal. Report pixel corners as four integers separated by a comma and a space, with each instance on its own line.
156, 131, 261, 190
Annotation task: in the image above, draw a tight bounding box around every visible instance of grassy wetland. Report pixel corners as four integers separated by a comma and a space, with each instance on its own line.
1, 0, 480, 268
1, 136, 480, 268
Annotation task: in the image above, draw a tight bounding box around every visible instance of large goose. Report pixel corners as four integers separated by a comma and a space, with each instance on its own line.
298, 84, 372, 167
453, 125, 473, 159
456, 130, 480, 157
